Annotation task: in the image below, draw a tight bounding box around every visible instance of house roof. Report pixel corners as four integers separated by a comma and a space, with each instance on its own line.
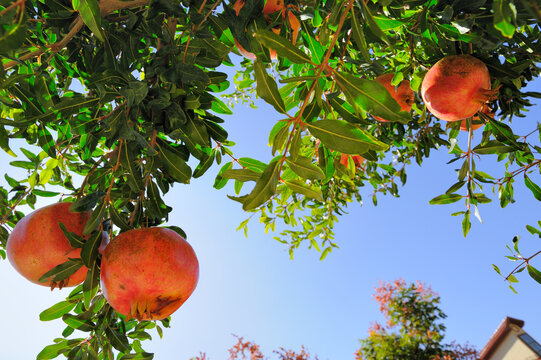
479, 317, 541, 360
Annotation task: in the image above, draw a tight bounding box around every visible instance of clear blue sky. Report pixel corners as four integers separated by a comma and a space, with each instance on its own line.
0, 71, 540, 359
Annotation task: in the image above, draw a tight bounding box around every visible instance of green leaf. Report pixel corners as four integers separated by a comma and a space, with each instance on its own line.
473, 140, 515, 154
254, 30, 312, 64
156, 139, 192, 183
493, 0, 516, 38
306, 119, 388, 154
105, 326, 131, 353
359, 1, 391, 45
487, 118, 521, 149
75, 0, 104, 41
37, 122, 56, 158
286, 156, 325, 180
429, 193, 463, 205
83, 200, 106, 236
39, 258, 84, 284
253, 60, 287, 114
333, 72, 410, 123
238, 158, 267, 172
32, 189, 60, 197
527, 265, 541, 284
524, 174, 541, 201
70, 192, 105, 212
193, 152, 215, 178
320, 247, 332, 261
284, 180, 323, 201
62, 314, 95, 332
36, 341, 69, 360
40, 301, 77, 321
222, 168, 261, 182
81, 231, 102, 268
462, 211, 471, 237
350, 10, 370, 61
120, 353, 154, 360
83, 262, 99, 309
242, 159, 281, 210
59, 222, 85, 248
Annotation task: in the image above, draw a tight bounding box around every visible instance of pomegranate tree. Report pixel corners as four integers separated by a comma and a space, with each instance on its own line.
100, 227, 199, 321
373, 73, 414, 122
421, 55, 497, 121
6, 202, 90, 288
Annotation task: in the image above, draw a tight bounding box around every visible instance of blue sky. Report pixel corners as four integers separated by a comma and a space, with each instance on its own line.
0, 74, 540, 359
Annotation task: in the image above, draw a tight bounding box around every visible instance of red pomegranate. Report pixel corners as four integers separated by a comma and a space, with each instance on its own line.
100, 227, 199, 321
340, 154, 365, 168
373, 73, 414, 122
421, 55, 497, 121
460, 104, 494, 131
6, 202, 90, 288
233, 0, 283, 60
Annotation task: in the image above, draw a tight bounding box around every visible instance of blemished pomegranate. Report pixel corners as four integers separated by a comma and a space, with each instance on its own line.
421, 55, 497, 121
100, 227, 199, 321
373, 73, 414, 122
6, 202, 90, 288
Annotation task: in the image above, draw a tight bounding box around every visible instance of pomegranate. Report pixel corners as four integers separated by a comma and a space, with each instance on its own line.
100, 227, 199, 321
460, 104, 494, 131
233, 0, 283, 60
6, 202, 90, 288
421, 55, 497, 121
340, 154, 365, 168
373, 74, 414, 122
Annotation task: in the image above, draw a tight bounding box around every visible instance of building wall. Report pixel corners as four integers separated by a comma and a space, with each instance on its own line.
489, 325, 539, 360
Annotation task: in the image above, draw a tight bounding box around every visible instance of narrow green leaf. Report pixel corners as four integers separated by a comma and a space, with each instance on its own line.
286, 156, 325, 180
105, 326, 131, 353
527, 265, 541, 284
473, 140, 515, 154
359, 0, 391, 45
350, 10, 370, 61
36, 341, 69, 360
83, 200, 106, 236
37, 122, 56, 158
75, 0, 104, 41
284, 180, 324, 201
320, 247, 332, 261
254, 30, 312, 64
333, 72, 410, 123
156, 139, 192, 183
40, 301, 77, 321
306, 119, 388, 154
462, 211, 471, 237
524, 174, 541, 201
253, 60, 286, 114
120, 141, 143, 192
120, 353, 154, 360
429, 193, 463, 205
222, 168, 261, 182
83, 262, 100, 309
81, 231, 102, 268
59, 222, 85, 249
62, 314, 95, 332
39, 258, 84, 284
242, 159, 281, 210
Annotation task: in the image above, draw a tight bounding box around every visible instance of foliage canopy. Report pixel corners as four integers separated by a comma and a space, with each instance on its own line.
0, 0, 539, 358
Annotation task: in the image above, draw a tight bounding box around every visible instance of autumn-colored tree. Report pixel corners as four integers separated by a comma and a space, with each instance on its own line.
356, 280, 478, 360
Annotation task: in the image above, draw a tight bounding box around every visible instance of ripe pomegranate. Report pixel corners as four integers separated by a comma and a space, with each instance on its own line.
340, 154, 365, 168
6, 202, 90, 288
373, 74, 414, 122
421, 55, 497, 121
460, 104, 494, 131
100, 227, 199, 321
233, 0, 283, 60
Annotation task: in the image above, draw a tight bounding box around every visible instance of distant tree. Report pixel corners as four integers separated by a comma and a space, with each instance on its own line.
355, 280, 478, 360
191, 335, 316, 360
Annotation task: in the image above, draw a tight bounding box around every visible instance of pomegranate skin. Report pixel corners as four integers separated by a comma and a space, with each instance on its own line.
100, 227, 199, 321
373, 74, 414, 122
6, 202, 90, 287
460, 105, 494, 131
421, 55, 493, 121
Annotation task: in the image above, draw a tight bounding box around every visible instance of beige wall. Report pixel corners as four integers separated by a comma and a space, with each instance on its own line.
489, 325, 539, 360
